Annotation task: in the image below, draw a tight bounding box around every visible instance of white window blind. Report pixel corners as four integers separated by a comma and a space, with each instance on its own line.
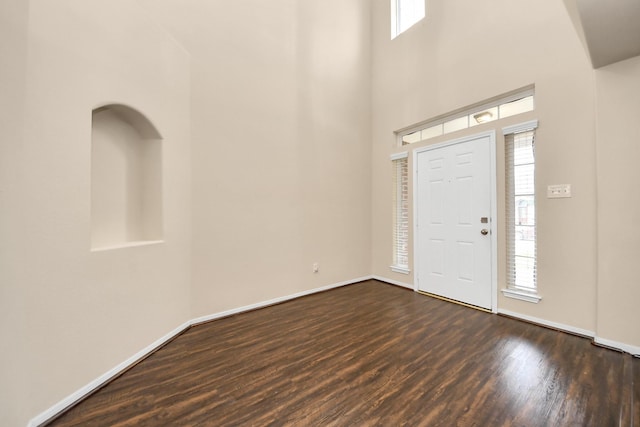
506, 129, 537, 292
392, 157, 409, 270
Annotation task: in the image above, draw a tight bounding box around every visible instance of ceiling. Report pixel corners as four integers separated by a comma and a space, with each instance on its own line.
564, 0, 640, 68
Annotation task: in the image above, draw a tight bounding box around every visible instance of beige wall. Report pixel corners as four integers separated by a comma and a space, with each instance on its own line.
1, 1, 192, 425
140, 0, 372, 317
595, 55, 640, 349
3, 1, 372, 425
0, 0, 30, 425
370, 0, 598, 332
4, 1, 639, 426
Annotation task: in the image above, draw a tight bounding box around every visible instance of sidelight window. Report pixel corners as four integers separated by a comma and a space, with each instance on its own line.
503, 121, 541, 303
391, 153, 410, 273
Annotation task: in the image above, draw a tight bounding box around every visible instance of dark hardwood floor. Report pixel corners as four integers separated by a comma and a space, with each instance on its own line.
47, 280, 638, 426
635, 355, 640, 425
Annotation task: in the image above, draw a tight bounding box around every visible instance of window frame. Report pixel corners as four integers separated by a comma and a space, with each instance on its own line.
391, 152, 410, 274
391, 0, 426, 39
502, 120, 541, 303
396, 88, 535, 147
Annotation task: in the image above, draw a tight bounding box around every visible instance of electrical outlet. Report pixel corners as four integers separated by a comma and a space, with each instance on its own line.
312, 262, 319, 273
547, 184, 572, 198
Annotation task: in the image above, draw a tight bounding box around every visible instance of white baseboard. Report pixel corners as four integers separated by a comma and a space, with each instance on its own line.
594, 337, 640, 357
497, 309, 595, 338
27, 320, 192, 427
496, 309, 640, 356
371, 275, 413, 290
190, 276, 372, 325
27, 276, 373, 427
34, 278, 635, 427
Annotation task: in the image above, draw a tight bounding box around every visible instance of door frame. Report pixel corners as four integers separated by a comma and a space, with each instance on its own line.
412, 131, 498, 313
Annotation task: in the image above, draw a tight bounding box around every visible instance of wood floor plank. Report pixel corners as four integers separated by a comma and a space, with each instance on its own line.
46, 280, 635, 426
634, 356, 640, 427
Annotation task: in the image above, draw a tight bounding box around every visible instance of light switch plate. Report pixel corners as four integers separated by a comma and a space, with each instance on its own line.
547, 184, 571, 198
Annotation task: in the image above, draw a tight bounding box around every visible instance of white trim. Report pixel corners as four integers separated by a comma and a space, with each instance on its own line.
397, 87, 535, 138
489, 134, 498, 314
412, 146, 419, 294
390, 151, 408, 161
189, 276, 371, 325
27, 320, 191, 427
593, 337, 640, 357
501, 288, 542, 304
27, 276, 373, 427
27, 274, 640, 427
390, 0, 398, 39
390, 0, 425, 40
91, 240, 164, 252
413, 131, 498, 312
412, 130, 495, 154
500, 309, 640, 356
498, 309, 595, 338
372, 275, 414, 289
390, 265, 410, 274
502, 119, 538, 135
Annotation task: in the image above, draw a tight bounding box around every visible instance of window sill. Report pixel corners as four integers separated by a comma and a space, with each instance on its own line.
501, 288, 541, 304
390, 265, 410, 275
91, 240, 164, 252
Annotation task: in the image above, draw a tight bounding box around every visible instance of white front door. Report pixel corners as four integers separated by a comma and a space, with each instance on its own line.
415, 133, 494, 310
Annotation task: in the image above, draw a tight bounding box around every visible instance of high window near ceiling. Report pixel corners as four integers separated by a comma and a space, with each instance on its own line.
391, 0, 425, 39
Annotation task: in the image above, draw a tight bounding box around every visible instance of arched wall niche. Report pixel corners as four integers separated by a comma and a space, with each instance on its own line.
91, 103, 163, 250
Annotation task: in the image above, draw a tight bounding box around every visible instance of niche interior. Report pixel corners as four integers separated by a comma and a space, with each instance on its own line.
91, 104, 163, 250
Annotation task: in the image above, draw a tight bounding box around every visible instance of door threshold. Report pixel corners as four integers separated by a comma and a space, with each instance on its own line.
416, 291, 492, 313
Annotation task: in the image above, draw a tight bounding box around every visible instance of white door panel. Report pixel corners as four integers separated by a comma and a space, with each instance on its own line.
416, 135, 493, 309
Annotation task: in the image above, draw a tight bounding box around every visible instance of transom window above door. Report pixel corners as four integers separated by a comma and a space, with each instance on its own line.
397, 88, 535, 146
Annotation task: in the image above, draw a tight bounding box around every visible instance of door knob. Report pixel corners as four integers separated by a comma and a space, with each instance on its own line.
481, 229, 489, 235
